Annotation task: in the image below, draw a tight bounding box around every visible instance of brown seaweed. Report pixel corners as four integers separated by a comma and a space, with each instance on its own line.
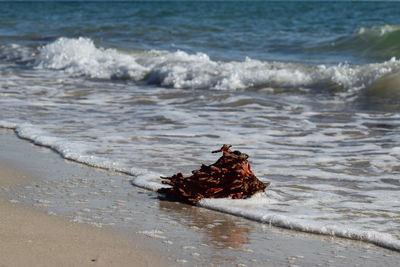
158, 144, 269, 204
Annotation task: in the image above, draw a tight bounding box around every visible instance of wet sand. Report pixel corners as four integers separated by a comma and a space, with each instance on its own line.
0, 131, 171, 267
0, 199, 169, 267
1, 128, 400, 267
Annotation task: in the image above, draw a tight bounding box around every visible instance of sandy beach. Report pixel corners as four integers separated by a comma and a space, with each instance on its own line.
0, 130, 171, 267
0, 199, 170, 267
1, 128, 400, 267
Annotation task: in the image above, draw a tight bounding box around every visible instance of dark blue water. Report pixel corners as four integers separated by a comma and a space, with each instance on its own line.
2, 1, 400, 64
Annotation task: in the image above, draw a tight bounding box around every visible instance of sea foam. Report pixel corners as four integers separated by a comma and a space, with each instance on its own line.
200, 196, 400, 252
34, 37, 400, 93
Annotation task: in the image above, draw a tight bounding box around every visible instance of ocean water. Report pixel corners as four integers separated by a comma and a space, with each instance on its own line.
1, 1, 400, 251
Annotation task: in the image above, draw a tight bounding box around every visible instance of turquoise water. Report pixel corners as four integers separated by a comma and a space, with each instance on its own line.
1, 1, 400, 251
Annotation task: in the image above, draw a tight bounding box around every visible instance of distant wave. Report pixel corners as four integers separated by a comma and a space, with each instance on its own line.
2, 37, 400, 98
356, 24, 400, 37
312, 24, 400, 60
355, 24, 400, 58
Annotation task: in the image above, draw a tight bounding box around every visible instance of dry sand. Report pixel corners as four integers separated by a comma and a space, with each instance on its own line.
0, 147, 171, 267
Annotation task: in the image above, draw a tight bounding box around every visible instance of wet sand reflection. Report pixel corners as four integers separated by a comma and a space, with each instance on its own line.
158, 199, 253, 249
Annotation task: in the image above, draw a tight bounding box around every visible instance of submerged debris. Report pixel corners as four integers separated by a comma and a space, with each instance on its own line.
158, 144, 269, 205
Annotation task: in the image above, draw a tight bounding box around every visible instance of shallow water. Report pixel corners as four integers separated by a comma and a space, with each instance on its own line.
1, 1, 400, 251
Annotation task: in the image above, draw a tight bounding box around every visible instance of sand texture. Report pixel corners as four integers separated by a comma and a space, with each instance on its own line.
0, 132, 171, 267
0, 199, 168, 267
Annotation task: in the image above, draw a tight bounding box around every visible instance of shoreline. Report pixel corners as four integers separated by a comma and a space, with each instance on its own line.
1, 128, 400, 267
0, 129, 172, 267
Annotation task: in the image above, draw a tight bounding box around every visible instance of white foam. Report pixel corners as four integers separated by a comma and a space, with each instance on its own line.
36, 37, 148, 80
356, 24, 400, 37
0, 122, 132, 174
0, 120, 17, 129
200, 196, 400, 251
130, 170, 164, 191
34, 37, 400, 92
0, 121, 166, 192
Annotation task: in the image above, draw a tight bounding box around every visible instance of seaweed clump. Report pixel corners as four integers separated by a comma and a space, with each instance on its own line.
158, 144, 269, 205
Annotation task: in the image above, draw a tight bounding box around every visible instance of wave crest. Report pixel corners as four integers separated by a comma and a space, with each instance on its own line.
356, 24, 400, 37
31, 37, 400, 93
36, 37, 148, 80
311, 24, 400, 60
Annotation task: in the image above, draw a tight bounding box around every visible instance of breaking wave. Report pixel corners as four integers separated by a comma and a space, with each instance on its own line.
356, 24, 400, 37
30, 37, 400, 93
353, 24, 400, 59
